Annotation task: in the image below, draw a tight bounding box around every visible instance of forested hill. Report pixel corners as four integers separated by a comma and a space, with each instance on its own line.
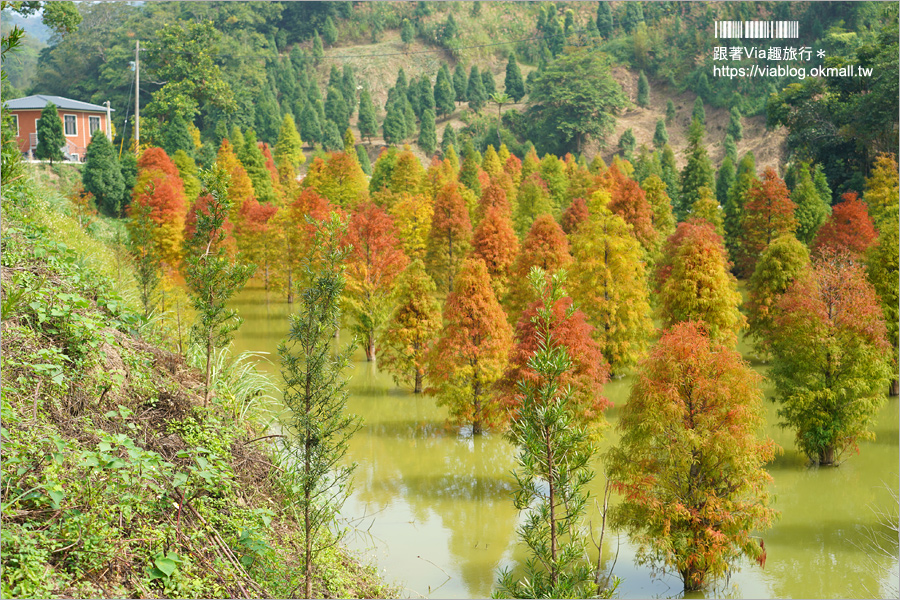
6, 1, 897, 197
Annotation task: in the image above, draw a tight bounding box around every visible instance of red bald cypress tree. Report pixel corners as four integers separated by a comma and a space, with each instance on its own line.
738, 168, 798, 277
771, 251, 892, 465
478, 181, 511, 220
812, 192, 878, 259
236, 197, 278, 291
560, 197, 589, 235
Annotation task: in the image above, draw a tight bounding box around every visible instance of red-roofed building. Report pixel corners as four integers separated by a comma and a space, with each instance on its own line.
7, 94, 113, 162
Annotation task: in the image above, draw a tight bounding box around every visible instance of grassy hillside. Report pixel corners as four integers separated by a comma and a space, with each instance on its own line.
0, 167, 394, 599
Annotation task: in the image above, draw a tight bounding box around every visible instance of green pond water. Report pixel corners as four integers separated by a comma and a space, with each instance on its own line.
230, 285, 899, 599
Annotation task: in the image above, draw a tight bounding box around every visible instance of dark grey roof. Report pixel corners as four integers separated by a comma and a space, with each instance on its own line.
5, 95, 114, 113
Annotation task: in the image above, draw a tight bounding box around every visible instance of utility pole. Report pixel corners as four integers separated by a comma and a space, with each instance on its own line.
104, 101, 112, 141
135, 39, 140, 156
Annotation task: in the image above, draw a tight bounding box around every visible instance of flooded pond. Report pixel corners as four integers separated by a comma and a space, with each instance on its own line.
231, 285, 899, 599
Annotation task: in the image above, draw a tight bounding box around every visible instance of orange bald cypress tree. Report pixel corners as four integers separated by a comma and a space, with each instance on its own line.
505, 214, 573, 324
496, 292, 610, 430
603, 163, 657, 253
343, 202, 409, 361
130, 147, 187, 268
471, 205, 520, 299
428, 258, 513, 434
478, 181, 511, 220
271, 188, 334, 302
607, 321, 778, 592
812, 192, 878, 259
426, 181, 472, 293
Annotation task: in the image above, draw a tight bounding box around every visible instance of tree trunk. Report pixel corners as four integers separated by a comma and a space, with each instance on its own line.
287, 267, 293, 304
365, 332, 376, 361
546, 432, 557, 587
891, 378, 899, 397
819, 446, 836, 466
304, 370, 313, 599
472, 376, 482, 435
414, 369, 423, 394
204, 335, 213, 407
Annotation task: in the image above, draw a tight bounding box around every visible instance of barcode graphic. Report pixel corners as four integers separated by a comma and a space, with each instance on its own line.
715, 21, 799, 39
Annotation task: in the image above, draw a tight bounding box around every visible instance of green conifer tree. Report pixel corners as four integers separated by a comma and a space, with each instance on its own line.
441, 124, 458, 155
495, 268, 606, 600
467, 65, 486, 113
418, 108, 437, 156
382, 101, 406, 145
665, 99, 676, 124
715, 155, 736, 207
660, 143, 680, 211
637, 71, 650, 107
300, 103, 322, 144
322, 15, 338, 46
325, 86, 349, 132
419, 76, 435, 115
341, 64, 357, 115
453, 64, 468, 104
403, 97, 417, 141
618, 128, 636, 160
82, 130, 126, 216
357, 89, 378, 142
278, 215, 361, 600
652, 119, 668, 149
401, 18, 414, 48
596, 1, 613, 37
691, 97, 706, 125
356, 145, 372, 174
481, 69, 496, 96
723, 133, 738, 163
34, 102, 65, 164
435, 67, 456, 118
727, 106, 743, 141
312, 31, 324, 64
184, 166, 255, 406
322, 119, 343, 151
678, 118, 714, 220
162, 113, 195, 158
239, 128, 278, 203
504, 53, 526, 103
